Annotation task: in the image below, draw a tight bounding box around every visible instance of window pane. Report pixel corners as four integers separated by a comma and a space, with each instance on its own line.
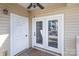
36, 21, 43, 44
48, 20, 58, 48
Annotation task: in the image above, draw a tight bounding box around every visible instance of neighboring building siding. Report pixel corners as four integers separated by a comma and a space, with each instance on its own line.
0, 14, 10, 56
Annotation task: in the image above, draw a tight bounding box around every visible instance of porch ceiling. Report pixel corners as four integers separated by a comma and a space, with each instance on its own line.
18, 3, 66, 11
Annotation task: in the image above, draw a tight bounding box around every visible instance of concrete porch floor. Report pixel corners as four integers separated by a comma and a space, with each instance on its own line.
15, 48, 54, 56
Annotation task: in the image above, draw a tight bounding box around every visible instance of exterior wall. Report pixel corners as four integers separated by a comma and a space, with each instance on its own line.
0, 4, 29, 17
31, 3, 79, 56
0, 4, 29, 56
64, 4, 79, 56
28, 11, 32, 47
0, 14, 10, 56
0, 3, 79, 56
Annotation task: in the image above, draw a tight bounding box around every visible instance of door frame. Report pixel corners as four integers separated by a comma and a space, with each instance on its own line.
32, 14, 64, 56
10, 13, 29, 56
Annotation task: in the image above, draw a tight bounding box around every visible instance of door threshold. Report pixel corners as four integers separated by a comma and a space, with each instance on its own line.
33, 46, 61, 56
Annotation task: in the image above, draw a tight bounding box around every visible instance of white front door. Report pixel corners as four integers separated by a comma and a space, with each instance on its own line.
32, 14, 64, 55
10, 13, 29, 55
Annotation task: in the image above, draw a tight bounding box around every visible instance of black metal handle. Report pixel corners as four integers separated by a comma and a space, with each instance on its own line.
25, 34, 27, 37
34, 32, 35, 36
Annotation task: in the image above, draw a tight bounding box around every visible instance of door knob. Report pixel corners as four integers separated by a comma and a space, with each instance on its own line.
25, 34, 27, 37
34, 32, 35, 36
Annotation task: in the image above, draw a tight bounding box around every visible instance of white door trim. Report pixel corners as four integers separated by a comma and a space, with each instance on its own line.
10, 13, 29, 56
32, 14, 64, 56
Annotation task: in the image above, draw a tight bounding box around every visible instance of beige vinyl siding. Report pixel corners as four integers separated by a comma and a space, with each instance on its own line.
0, 14, 10, 56
0, 4, 29, 17
64, 4, 79, 55
28, 11, 32, 47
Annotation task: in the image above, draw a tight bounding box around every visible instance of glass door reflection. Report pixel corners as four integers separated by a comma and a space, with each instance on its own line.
48, 20, 58, 48
36, 21, 43, 44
